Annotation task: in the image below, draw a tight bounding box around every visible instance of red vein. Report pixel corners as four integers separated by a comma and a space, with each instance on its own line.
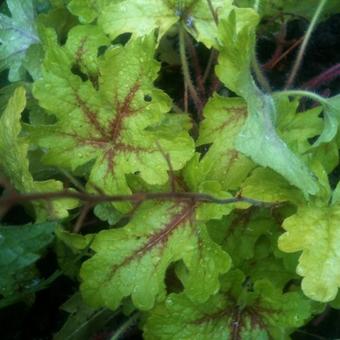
108, 202, 195, 278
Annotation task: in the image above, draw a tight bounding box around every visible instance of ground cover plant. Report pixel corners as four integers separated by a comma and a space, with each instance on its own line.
1, 0, 340, 339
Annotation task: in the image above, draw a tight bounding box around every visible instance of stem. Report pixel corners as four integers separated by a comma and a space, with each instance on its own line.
186, 34, 206, 96
302, 63, 340, 89
179, 25, 202, 115
254, 0, 261, 12
285, 0, 328, 89
0, 189, 273, 208
206, 0, 219, 25
264, 36, 303, 70
110, 313, 140, 340
277, 89, 328, 106
252, 57, 271, 93
203, 49, 217, 83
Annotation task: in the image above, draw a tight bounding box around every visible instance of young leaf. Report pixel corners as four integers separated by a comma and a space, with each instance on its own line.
80, 201, 231, 311
32, 28, 194, 210
0, 221, 56, 297
144, 279, 312, 339
279, 206, 340, 302
0, 87, 78, 220
0, 0, 40, 81
216, 8, 259, 98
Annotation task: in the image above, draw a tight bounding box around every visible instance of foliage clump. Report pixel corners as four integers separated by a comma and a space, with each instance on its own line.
1, 0, 340, 338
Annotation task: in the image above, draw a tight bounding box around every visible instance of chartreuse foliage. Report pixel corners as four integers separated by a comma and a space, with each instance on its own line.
144, 272, 312, 339
68, 0, 233, 47
32, 25, 194, 211
1, 0, 340, 339
0, 87, 78, 220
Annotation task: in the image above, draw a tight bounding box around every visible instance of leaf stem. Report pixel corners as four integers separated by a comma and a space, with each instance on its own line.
203, 49, 217, 84
110, 313, 140, 340
179, 24, 202, 115
277, 89, 328, 106
285, 0, 328, 89
0, 188, 273, 208
206, 0, 219, 25
252, 57, 271, 93
254, 0, 261, 12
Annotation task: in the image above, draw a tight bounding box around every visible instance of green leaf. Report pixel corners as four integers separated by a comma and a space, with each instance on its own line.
0, 87, 78, 220
235, 93, 319, 197
241, 168, 305, 205
195, 181, 234, 221
0, 0, 40, 81
54, 293, 116, 340
209, 209, 275, 267
80, 201, 231, 310
55, 227, 94, 279
311, 141, 339, 174
93, 203, 123, 226
216, 8, 259, 97
275, 96, 323, 154
332, 182, 340, 205
99, 0, 177, 41
0, 221, 56, 297
67, 0, 112, 23
144, 279, 312, 339
279, 206, 340, 302
314, 95, 340, 146
70, 0, 232, 48
216, 10, 318, 197
184, 94, 254, 191
32, 28, 194, 211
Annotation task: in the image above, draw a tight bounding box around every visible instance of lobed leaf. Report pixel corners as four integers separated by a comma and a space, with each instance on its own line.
80, 201, 231, 310
216, 10, 319, 197
144, 278, 312, 339
279, 206, 340, 302
0, 87, 77, 220
69, 0, 232, 48
32, 27, 194, 211
184, 94, 254, 191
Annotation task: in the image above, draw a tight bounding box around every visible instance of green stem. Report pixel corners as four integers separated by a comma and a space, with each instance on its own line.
206, 0, 219, 25
285, 0, 328, 88
203, 49, 217, 83
252, 57, 271, 93
179, 25, 202, 114
254, 0, 261, 12
277, 90, 328, 106
110, 313, 140, 340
